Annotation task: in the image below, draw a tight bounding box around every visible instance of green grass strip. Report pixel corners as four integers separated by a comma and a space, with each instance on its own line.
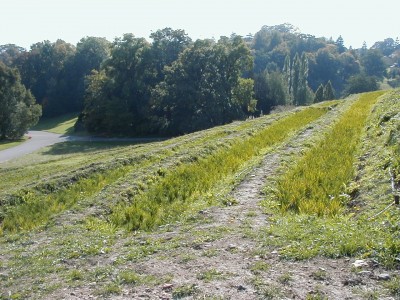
0, 137, 28, 151
111, 106, 329, 231
0, 167, 131, 234
32, 112, 79, 135
274, 91, 385, 216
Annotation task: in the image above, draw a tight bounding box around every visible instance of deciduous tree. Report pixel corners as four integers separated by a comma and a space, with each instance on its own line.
0, 63, 41, 139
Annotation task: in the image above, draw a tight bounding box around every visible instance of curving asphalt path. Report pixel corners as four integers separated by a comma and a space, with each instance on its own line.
0, 131, 69, 163
0, 131, 163, 163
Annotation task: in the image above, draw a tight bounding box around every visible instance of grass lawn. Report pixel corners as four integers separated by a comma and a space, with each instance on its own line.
2, 92, 400, 299
32, 113, 80, 135
0, 137, 28, 151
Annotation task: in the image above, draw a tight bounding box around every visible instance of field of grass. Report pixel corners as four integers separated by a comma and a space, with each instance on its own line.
273, 91, 385, 216
0, 104, 330, 234
31, 113, 79, 135
0, 137, 28, 151
1, 91, 400, 299
262, 90, 400, 266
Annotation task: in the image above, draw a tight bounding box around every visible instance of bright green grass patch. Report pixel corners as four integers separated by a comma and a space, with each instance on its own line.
264, 214, 398, 261
111, 106, 328, 231
0, 137, 28, 151
273, 91, 385, 216
263, 211, 400, 268
32, 113, 79, 135
0, 166, 131, 233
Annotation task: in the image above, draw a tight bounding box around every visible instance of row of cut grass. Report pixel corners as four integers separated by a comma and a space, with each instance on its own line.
0, 106, 311, 234
262, 91, 400, 267
110, 106, 329, 231
0, 104, 290, 195
272, 91, 385, 216
0, 166, 132, 234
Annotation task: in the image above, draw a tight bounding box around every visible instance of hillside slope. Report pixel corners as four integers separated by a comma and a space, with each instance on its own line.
1, 91, 400, 299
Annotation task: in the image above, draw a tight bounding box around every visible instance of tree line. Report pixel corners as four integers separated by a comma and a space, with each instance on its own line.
1, 24, 399, 139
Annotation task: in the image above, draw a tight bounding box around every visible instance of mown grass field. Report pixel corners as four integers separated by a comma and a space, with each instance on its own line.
1, 91, 400, 299
0, 137, 28, 151
31, 112, 80, 135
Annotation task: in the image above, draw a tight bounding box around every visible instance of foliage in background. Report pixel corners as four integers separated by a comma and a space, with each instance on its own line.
0, 62, 41, 140
0, 24, 397, 136
153, 36, 254, 134
343, 73, 379, 96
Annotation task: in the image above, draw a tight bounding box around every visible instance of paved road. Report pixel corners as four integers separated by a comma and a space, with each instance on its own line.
0, 131, 163, 163
0, 131, 69, 163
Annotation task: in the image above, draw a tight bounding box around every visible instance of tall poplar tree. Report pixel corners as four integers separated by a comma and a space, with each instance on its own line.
314, 84, 324, 103
291, 52, 311, 105
323, 80, 335, 100
291, 53, 300, 105
283, 55, 292, 104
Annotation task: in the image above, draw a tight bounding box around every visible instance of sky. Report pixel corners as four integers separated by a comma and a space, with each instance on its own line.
1, 0, 399, 50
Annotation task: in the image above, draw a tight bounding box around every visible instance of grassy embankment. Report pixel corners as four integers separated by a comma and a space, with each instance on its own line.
0, 104, 330, 234
263, 90, 400, 267
110, 105, 329, 231
2, 92, 400, 298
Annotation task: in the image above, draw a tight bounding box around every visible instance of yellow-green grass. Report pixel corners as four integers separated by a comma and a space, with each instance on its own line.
32, 113, 79, 135
262, 91, 400, 266
0, 110, 292, 233
0, 167, 131, 234
0, 137, 28, 151
0, 103, 330, 234
273, 91, 385, 216
111, 106, 329, 231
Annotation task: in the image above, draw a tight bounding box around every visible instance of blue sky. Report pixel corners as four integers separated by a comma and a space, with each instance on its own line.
2, 0, 399, 49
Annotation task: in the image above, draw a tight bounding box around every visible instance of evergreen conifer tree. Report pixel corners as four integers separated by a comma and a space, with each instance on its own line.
336, 35, 346, 53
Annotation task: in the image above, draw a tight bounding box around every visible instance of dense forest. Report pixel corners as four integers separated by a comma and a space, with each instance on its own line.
1, 24, 399, 137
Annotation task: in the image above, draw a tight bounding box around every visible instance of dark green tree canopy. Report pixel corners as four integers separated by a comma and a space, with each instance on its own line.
0, 44, 26, 67
335, 35, 346, 54
0, 62, 42, 139
83, 34, 153, 135
343, 74, 379, 96
1, 24, 397, 137
153, 36, 254, 134
14, 39, 76, 117
60, 36, 111, 113
361, 49, 386, 78
254, 70, 289, 113
149, 28, 192, 81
